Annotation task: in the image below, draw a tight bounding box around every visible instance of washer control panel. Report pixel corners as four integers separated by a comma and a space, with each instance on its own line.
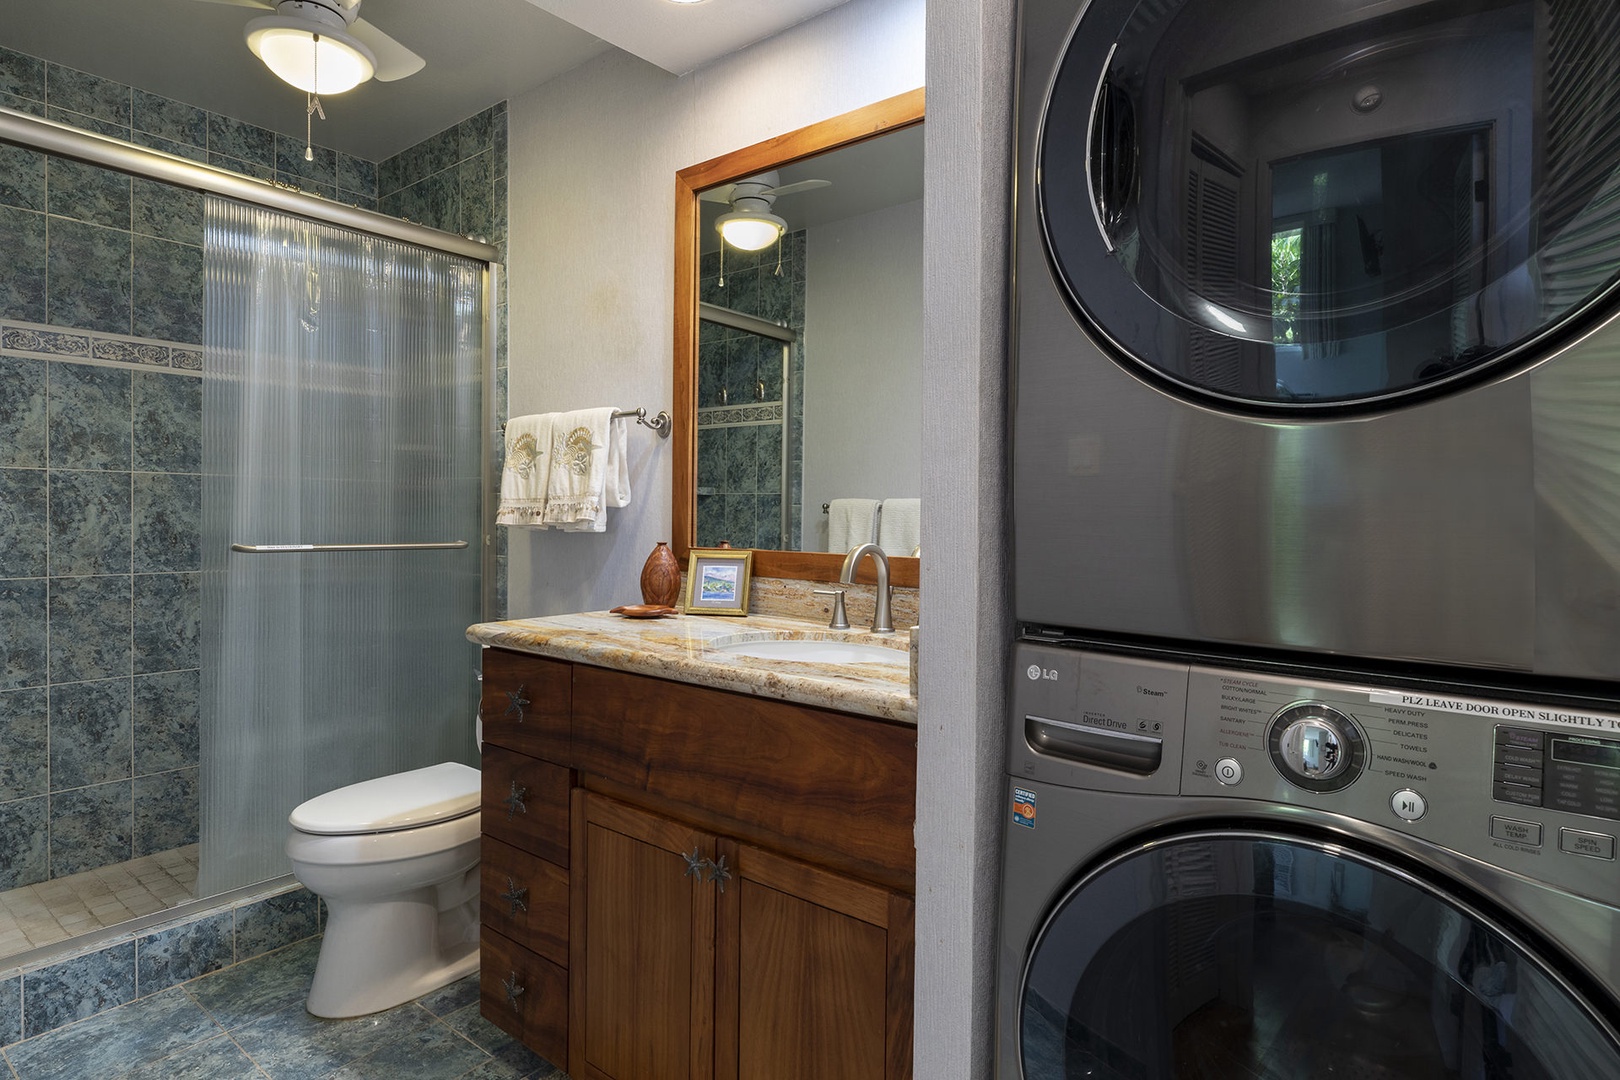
1267, 702, 1366, 791
1010, 642, 1620, 907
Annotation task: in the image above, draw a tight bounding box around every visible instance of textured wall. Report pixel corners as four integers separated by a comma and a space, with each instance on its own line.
917, 0, 1018, 1077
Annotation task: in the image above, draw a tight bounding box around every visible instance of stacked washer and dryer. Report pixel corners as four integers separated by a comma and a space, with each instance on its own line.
1001, 0, 1620, 1076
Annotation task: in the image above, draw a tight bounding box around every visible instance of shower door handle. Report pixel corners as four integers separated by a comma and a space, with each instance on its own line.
230, 541, 469, 553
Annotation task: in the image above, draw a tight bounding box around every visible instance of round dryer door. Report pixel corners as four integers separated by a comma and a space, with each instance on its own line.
1018, 832, 1620, 1079
1038, 0, 1620, 410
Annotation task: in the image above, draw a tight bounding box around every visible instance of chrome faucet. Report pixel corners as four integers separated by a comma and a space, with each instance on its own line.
839, 543, 894, 633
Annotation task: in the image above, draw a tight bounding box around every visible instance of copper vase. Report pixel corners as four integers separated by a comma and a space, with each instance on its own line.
640, 542, 681, 607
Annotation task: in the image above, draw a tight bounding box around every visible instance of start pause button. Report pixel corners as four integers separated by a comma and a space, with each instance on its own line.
1391, 789, 1427, 822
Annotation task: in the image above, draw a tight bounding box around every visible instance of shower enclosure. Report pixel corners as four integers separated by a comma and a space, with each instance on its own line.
200, 198, 487, 895
0, 105, 495, 964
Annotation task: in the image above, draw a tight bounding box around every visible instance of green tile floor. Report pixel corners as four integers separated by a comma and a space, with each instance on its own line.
1, 938, 563, 1080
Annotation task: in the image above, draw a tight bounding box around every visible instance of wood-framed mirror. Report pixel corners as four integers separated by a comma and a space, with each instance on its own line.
673, 89, 924, 589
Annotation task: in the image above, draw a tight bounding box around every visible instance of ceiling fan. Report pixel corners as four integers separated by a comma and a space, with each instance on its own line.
702, 171, 831, 251
195, 0, 425, 94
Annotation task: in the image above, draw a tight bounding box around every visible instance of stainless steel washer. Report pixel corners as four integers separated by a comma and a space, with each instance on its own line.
1010, 0, 1620, 681
995, 643, 1620, 1079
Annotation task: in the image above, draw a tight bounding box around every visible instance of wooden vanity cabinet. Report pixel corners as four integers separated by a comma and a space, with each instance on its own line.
478, 647, 917, 1080
478, 653, 574, 1066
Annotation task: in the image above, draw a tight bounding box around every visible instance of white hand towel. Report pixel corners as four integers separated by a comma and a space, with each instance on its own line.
600, 412, 631, 510
543, 407, 621, 531
495, 413, 554, 526
556, 410, 630, 532
877, 497, 921, 557
827, 498, 880, 552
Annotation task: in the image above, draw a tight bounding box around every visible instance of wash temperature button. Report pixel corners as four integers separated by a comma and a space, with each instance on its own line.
1391, 789, 1427, 822
1215, 758, 1243, 786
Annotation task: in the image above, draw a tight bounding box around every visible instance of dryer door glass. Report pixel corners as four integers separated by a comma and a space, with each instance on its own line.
1019, 833, 1620, 1079
1039, 0, 1620, 410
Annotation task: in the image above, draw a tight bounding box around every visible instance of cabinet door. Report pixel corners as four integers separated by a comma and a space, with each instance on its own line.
716, 840, 915, 1080
570, 792, 717, 1080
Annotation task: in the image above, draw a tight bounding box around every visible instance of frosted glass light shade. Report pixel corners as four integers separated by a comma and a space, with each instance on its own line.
717, 211, 786, 251
246, 18, 376, 94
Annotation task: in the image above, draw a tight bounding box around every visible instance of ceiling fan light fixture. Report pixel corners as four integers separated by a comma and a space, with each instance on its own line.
246, 16, 376, 94
717, 210, 786, 251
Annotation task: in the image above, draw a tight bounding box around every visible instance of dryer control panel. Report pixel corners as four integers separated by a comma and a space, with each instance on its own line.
1011, 642, 1620, 908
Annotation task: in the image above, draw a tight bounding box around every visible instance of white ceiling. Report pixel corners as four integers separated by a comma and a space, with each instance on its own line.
0, 0, 856, 161
521, 0, 855, 78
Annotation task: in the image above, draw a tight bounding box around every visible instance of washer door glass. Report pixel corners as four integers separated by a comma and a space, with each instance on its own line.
1038, 0, 1620, 409
1019, 833, 1620, 1079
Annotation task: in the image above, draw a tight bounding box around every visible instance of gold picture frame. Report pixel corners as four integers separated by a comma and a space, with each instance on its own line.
683, 548, 753, 616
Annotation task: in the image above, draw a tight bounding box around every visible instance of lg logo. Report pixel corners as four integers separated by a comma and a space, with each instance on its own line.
1026, 664, 1059, 682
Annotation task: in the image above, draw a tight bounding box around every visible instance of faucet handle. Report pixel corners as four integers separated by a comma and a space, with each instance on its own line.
812, 588, 850, 630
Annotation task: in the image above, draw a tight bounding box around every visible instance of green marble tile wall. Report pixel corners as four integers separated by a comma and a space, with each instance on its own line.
0, 43, 509, 888
378, 103, 511, 614
695, 230, 807, 550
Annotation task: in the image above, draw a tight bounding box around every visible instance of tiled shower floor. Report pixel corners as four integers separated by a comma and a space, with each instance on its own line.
1, 938, 565, 1080
0, 847, 199, 959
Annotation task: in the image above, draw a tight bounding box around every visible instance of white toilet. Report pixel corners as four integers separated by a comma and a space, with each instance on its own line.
286, 761, 482, 1018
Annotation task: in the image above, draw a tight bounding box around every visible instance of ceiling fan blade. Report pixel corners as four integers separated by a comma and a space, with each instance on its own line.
699, 187, 735, 204
765, 179, 831, 197
187, 0, 274, 8
348, 17, 426, 82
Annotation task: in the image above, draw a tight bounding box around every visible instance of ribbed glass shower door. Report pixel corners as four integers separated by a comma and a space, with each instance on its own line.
199, 197, 486, 895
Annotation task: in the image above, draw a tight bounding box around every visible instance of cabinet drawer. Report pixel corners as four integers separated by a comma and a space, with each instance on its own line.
572, 665, 917, 880
481, 925, 567, 1069
482, 745, 570, 866
481, 835, 568, 967
480, 649, 571, 761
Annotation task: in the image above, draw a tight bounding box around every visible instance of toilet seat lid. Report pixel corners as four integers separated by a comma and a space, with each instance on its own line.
289, 762, 481, 835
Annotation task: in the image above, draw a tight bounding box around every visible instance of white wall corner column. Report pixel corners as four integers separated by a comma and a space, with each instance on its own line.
918, 0, 1018, 1076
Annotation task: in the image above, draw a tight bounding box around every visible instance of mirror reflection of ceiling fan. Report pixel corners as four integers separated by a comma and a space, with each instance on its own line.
702, 171, 831, 251
193, 0, 425, 95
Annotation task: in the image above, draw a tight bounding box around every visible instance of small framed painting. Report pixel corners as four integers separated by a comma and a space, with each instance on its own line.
683, 548, 752, 616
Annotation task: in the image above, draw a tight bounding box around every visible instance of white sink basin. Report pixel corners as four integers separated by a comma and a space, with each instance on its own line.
711, 638, 906, 666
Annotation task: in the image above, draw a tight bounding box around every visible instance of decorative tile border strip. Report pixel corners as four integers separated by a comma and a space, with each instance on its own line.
697, 402, 784, 427
0, 320, 201, 374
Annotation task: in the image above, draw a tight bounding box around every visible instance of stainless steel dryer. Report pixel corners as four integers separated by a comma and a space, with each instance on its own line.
995, 643, 1620, 1079
1012, 0, 1620, 681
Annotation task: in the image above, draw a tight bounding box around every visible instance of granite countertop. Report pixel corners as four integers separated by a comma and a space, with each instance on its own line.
466, 611, 916, 725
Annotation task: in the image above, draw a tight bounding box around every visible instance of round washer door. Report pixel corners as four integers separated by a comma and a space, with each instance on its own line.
1038, 0, 1620, 411
1019, 832, 1620, 1079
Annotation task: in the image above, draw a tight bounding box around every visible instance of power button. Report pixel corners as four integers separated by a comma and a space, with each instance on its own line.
1215, 758, 1244, 786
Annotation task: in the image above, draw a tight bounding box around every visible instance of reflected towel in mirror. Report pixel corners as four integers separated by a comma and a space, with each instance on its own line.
827, 498, 880, 552
877, 498, 920, 558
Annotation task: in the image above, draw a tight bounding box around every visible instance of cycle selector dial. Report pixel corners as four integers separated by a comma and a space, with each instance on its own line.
1268, 702, 1366, 793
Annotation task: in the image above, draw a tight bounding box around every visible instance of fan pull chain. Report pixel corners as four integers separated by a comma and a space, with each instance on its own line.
305, 34, 325, 162
717, 243, 726, 289
774, 235, 783, 277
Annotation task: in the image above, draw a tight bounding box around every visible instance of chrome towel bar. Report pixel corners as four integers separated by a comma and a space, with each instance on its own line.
500, 406, 671, 439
